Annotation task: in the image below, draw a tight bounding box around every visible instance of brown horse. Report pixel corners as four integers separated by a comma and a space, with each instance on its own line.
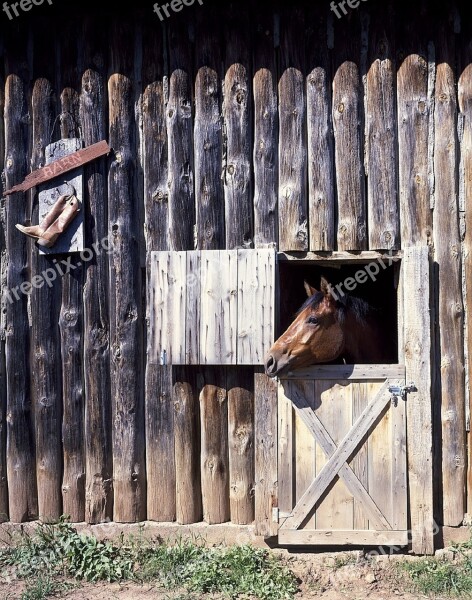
264, 277, 390, 377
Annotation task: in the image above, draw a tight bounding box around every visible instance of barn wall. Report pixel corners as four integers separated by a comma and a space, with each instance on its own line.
0, 0, 470, 530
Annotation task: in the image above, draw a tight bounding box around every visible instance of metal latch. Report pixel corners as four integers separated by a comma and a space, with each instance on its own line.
388, 382, 417, 404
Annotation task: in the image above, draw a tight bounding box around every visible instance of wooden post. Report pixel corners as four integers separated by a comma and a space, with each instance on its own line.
143, 20, 176, 522
278, 7, 308, 252
253, 10, 278, 248
108, 22, 146, 522
434, 28, 466, 527
3, 59, 37, 521
404, 245, 434, 554
365, 2, 399, 250
31, 77, 63, 521
332, 13, 366, 251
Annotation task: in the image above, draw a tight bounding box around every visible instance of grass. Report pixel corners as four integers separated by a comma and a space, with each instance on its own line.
0, 517, 297, 600
400, 537, 472, 597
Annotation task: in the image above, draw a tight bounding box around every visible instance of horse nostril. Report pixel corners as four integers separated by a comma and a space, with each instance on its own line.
265, 355, 276, 374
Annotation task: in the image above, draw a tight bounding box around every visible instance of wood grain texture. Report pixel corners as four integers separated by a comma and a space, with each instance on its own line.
365, 5, 399, 250
80, 55, 113, 524
278, 8, 308, 252
279, 529, 408, 546
403, 245, 434, 554
142, 21, 175, 522
31, 77, 63, 521
108, 25, 145, 521
3, 68, 38, 522
433, 29, 466, 527
254, 369, 278, 536
0, 73, 7, 522
200, 368, 230, 524
253, 11, 278, 248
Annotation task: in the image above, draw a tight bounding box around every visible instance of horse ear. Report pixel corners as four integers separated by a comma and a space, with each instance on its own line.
304, 280, 318, 297
320, 277, 331, 296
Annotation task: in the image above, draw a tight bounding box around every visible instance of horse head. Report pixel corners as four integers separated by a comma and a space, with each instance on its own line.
264, 277, 345, 377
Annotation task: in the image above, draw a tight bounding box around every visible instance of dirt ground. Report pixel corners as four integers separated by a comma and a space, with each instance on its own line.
0, 550, 448, 600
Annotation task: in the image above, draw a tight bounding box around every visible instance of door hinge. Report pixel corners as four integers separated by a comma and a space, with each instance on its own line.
388, 382, 417, 404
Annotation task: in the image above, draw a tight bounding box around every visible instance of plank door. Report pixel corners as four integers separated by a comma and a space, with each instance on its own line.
277, 365, 408, 545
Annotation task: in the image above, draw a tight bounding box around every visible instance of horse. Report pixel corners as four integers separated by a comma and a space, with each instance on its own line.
264, 277, 392, 377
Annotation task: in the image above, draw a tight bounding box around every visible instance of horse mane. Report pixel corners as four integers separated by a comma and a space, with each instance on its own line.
297, 288, 374, 325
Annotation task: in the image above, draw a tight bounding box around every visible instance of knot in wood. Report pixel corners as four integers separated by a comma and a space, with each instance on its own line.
115, 151, 122, 163
439, 93, 448, 102
337, 103, 345, 113
417, 101, 426, 113
131, 472, 139, 481
168, 109, 175, 119
228, 164, 235, 175
236, 91, 245, 104
217, 389, 226, 403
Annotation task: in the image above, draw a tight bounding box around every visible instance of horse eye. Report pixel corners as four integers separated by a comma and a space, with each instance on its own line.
307, 316, 319, 325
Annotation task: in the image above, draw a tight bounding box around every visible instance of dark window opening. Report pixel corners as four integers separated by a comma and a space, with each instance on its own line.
277, 258, 399, 364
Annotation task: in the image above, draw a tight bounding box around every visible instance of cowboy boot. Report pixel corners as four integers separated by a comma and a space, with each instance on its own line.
15, 193, 71, 240
37, 194, 80, 248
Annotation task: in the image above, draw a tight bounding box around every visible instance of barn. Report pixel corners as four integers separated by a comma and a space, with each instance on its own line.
0, 0, 470, 555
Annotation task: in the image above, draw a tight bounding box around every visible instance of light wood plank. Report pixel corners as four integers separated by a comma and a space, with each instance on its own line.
282, 364, 405, 380
282, 380, 391, 530
279, 530, 408, 546
200, 250, 237, 365
277, 250, 403, 262
352, 383, 369, 530
404, 245, 434, 554
185, 251, 201, 365
391, 380, 408, 530
278, 381, 294, 514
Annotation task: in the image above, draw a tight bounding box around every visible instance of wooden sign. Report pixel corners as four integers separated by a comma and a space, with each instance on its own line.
38, 139, 84, 255
3, 140, 110, 196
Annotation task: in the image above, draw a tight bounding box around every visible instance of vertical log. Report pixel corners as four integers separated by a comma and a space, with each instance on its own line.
459, 38, 472, 522
365, 3, 399, 250
254, 368, 278, 536
30, 77, 63, 521
199, 368, 230, 524
278, 7, 308, 252
224, 9, 253, 249
174, 367, 202, 524
332, 14, 366, 251
228, 368, 254, 524
434, 27, 466, 526
306, 7, 335, 251
3, 25, 37, 521
253, 9, 278, 248
143, 20, 175, 522
57, 29, 85, 524
108, 22, 146, 522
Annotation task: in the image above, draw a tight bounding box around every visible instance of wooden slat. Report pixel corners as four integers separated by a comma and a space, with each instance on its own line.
200, 251, 237, 365
278, 250, 403, 262
224, 10, 253, 249
277, 381, 294, 514
237, 249, 275, 364
0, 70, 6, 522
31, 77, 63, 521
4, 68, 38, 522
186, 251, 201, 365
174, 368, 202, 524
365, 5, 399, 250
391, 381, 408, 530
278, 8, 308, 252
200, 368, 230, 524
108, 25, 145, 520
228, 368, 255, 524
282, 380, 391, 530
282, 364, 405, 380
293, 381, 315, 529
253, 10, 278, 247
306, 7, 334, 251
142, 20, 176, 523
279, 530, 409, 546
403, 245, 434, 554
332, 15, 366, 251
352, 383, 369, 530
459, 54, 472, 520
433, 29, 466, 527
254, 368, 278, 536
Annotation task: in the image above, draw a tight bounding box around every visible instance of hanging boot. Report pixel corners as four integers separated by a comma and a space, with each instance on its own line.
37, 193, 80, 248
15, 192, 71, 240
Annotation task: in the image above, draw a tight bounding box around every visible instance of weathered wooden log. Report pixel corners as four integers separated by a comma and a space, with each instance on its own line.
253, 10, 278, 248
434, 27, 466, 527
31, 76, 63, 521
365, 3, 399, 250
3, 27, 38, 522
143, 20, 176, 522
278, 7, 308, 252
174, 367, 202, 524
108, 22, 146, 522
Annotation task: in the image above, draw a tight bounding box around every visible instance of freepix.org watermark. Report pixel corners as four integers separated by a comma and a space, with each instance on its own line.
153, 0, 203, 21
2, 0, 53, 20
3, 235, 113, 305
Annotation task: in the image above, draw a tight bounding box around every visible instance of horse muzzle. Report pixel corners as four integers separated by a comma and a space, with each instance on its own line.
264, 353, 291, 378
